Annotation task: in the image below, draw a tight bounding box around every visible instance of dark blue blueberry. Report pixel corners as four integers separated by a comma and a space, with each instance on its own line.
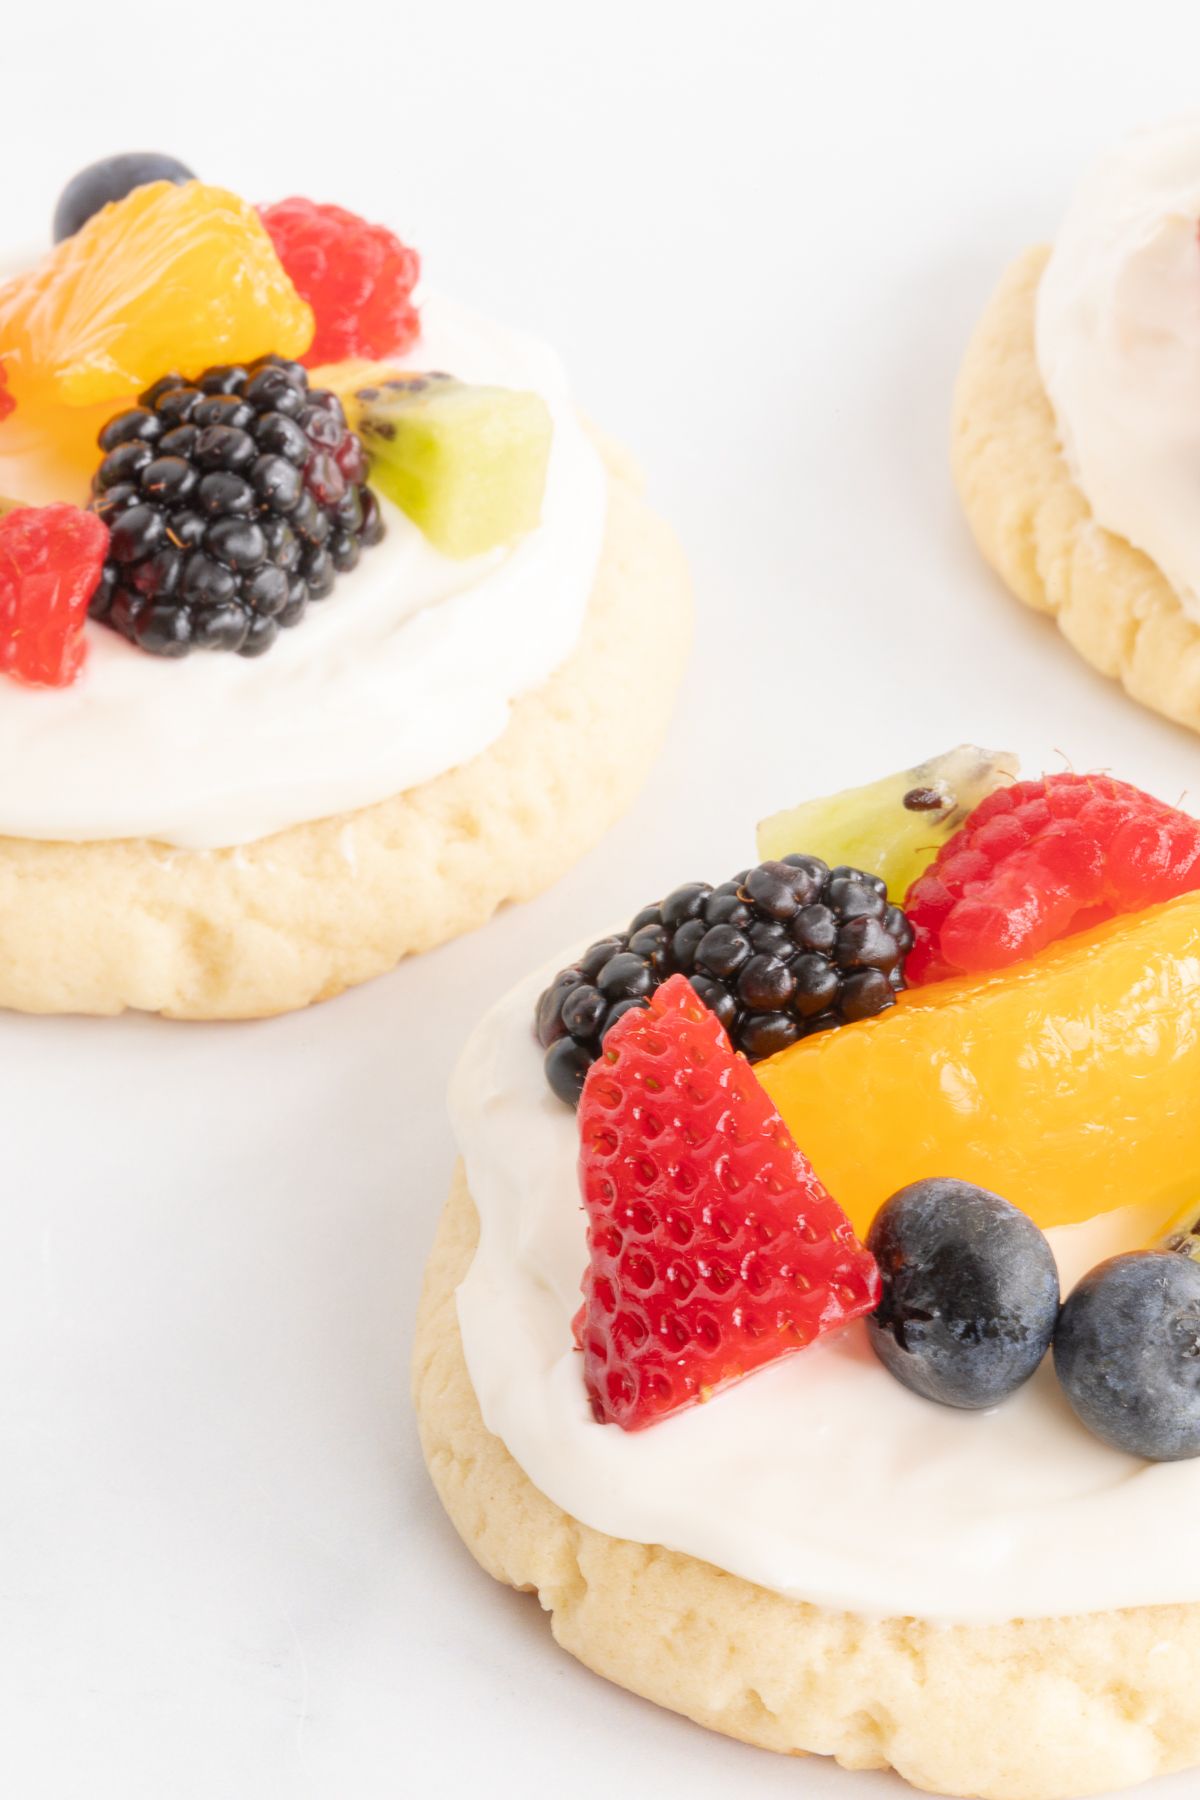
53, 152, 196, 242
867, 1178, 1060, 1409
1054, 1252, 1200, 1461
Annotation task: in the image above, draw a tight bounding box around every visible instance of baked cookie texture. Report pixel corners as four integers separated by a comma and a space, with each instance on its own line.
0, 438, 689, 1018
953, 245, 1200, 733
414, 1163, 1200, 1800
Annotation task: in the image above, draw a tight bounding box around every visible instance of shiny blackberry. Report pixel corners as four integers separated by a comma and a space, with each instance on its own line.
88, 356, 385, 658
536, 856, 915, 1105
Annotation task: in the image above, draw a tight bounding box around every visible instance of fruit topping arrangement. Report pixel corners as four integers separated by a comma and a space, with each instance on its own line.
542, 751, 1200, 1462
89, 359, 382, 658
0, 150, 555, 683
575, 976, 880, 1428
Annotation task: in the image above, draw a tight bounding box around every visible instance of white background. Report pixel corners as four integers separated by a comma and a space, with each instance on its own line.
4, 3, 1200, 1796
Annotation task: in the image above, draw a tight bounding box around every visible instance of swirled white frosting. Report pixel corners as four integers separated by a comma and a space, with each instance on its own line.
1038, 117, 1200, 621
452, 959, 1194, 1625
0, 294, 606, 847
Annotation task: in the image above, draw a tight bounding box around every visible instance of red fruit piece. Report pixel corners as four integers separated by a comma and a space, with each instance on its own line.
258, 198, 420, 366
574, 974, 880, 1430
904, 773, 1200, 984
0, 504, 108, 687
0, 359, 13, 423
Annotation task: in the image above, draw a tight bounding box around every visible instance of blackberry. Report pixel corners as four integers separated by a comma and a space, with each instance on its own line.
536, 855, 915, 1105
87, 357, 385, 658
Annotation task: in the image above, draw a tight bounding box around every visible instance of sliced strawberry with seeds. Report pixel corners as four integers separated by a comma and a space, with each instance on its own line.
574, 974, 879, 1430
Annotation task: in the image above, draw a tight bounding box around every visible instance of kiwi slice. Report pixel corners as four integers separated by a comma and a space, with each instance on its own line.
757, 744, 1020, 899
344, 372, 553, 560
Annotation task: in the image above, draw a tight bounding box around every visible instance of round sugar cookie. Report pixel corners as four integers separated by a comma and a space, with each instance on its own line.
413, 1162, 1200, 1800
0, 440, 689, 1018
953, 245, 1200, 734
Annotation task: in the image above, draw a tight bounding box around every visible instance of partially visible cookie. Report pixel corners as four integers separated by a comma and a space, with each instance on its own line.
953, 245, 1200, 732
0, 442, 690, 1018
413, 1163, 1200, 1800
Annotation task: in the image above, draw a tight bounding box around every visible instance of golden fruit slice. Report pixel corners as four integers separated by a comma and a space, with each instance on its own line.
0, 181, 313, 417
756, 891, 1200, 1238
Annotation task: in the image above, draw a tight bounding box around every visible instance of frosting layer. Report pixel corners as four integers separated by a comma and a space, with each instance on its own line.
453, 959, 1196, 1625
1037, 117, 1200, 621
0, 295, 606, 847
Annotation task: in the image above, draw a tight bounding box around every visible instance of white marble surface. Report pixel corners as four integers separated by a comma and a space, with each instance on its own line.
5, 2, 1200, 1795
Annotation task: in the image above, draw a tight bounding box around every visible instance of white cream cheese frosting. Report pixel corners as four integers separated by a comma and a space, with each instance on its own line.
0, 294, 606, 848
1037, 117, 1200, 621
452, 958, 1198, 1625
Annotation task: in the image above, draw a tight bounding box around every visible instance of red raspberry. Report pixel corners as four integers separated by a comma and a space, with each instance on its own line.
258, 198, 420, 366
574, 974, 880, 1430
904, 773, 1200, 984
0, 504, 108, 687
0, 359, 13, 423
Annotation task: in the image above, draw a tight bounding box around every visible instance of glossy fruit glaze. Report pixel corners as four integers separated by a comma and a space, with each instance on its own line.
758, 889, 1200, 1236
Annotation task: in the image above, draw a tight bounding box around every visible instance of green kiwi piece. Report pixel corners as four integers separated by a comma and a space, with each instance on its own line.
757, 744, 1020, 901
347, 373, 553, 560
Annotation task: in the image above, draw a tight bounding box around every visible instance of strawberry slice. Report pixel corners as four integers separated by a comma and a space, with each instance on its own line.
574, 974, 880, 1429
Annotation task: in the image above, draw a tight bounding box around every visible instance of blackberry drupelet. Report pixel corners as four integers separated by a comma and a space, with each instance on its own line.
88, 356, 385, 658
536, 856, 915, 1104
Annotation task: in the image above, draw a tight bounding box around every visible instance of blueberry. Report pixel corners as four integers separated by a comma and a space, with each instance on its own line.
867, 1178, 1060, 1409
1054, 1252, 1200, 1461
53, 153, 196, 242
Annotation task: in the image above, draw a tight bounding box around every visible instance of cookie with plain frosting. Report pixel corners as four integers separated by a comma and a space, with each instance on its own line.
953, 246, 1200, 732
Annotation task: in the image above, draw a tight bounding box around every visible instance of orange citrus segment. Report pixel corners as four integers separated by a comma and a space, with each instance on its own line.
0, 180, 313, 417
756, 890, 1200, 1238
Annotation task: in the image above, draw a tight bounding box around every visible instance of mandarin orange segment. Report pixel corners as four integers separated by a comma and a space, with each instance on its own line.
756, 890, 1200, 1238
0, 181, 313, 419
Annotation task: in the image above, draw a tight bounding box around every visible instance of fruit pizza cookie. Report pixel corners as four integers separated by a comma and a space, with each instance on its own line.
414, 748, 1200, 1800
956, 117, 1200, 736
0, 154, 689, 1017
